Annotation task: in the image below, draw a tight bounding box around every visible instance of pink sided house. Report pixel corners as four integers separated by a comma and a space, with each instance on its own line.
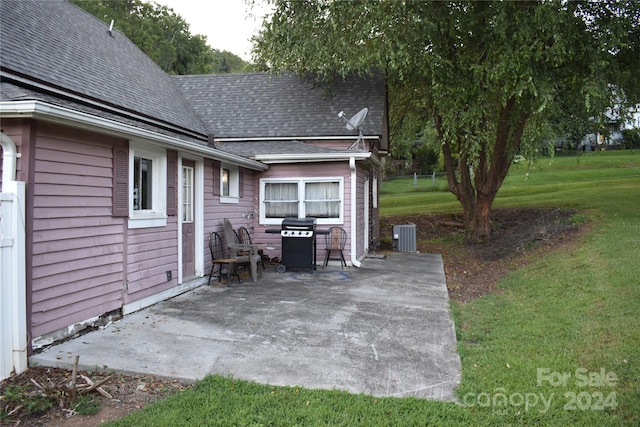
172, 72, 387, 265
0, 0, 387, 379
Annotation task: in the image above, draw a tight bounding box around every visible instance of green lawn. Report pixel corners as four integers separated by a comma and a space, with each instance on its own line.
109, 151, 639, 426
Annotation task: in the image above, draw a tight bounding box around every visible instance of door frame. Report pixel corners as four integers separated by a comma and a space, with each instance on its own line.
363, 174, 370, 254
177, 155, 204, 284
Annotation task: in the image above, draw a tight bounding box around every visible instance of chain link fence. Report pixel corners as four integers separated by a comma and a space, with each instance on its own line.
381, 172, 449, 193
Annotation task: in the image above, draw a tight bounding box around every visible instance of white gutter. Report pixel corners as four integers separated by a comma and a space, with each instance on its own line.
0, 101, 268, 171
217, 135, 380, 143
1, 132, 19, 189
256, 151, 377, 164
349, 156, 361, 268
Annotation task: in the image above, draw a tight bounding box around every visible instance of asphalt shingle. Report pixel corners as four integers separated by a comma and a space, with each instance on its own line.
217, 140, 351, 158
0, 0, 208, 137
172, 72, 387, 141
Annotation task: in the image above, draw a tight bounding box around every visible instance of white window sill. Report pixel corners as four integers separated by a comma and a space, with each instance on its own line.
260, 218, 342, 226
220, 196, 239, 204
128, 214, 168, 229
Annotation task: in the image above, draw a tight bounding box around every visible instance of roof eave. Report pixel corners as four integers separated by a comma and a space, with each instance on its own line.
1, 70, 208, 140
255, 151, 380, 167
215, 135, 380, 143
0, 100, 268, 171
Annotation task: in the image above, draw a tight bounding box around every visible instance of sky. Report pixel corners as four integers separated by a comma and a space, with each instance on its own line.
155, 0, 272, 61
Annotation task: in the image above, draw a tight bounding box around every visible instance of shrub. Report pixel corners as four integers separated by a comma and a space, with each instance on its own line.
622, 128, 640, 149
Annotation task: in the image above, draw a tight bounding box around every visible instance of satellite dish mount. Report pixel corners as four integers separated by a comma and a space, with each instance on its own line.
338, 107, 368, 150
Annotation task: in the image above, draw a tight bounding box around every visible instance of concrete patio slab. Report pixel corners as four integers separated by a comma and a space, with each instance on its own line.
31, 253, 461, 401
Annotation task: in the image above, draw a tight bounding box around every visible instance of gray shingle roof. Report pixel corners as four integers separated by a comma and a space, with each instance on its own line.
0, 0, 208, 138
171, 72, 387, 140
217, 140, 350, 158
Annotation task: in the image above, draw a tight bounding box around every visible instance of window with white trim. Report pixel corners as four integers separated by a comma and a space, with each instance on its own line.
372, 177, 378, 209
182, 165, 194, 222
133, 157, 153, 211
222, 168, 230, 196
220, 163, 239, 204
129, 142, 167, 228
260, 177, 343, 225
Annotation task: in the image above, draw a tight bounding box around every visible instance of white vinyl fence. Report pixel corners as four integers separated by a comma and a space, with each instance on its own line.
1, 181, 27, 381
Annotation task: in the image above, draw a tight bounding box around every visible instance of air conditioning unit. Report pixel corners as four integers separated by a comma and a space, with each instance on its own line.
392, 224, 417, 252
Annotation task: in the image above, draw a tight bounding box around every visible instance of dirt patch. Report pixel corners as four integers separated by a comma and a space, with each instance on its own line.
1, 366, 190, 426
2, 208, 586, 425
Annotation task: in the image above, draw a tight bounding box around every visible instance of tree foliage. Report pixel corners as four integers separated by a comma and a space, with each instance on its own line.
253, 0, 639, 241
71, 0, 247, 74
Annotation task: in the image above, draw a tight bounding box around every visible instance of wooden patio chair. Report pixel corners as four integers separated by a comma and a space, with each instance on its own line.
223, 219, 262, 282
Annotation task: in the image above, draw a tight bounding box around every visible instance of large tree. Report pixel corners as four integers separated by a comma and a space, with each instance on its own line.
72, 0, 247, 74
252, 0, 640, 242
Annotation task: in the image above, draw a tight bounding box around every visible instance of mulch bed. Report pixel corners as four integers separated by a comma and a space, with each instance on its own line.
1, 366, 190, 426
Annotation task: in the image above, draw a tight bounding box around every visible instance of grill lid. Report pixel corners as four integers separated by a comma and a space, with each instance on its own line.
281, 217, 317, 229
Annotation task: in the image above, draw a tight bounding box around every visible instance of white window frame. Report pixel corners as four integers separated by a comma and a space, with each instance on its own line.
220, 163, 239, 204
259, 177, 344, 225
372, 177, 378, 209
182, 165, 194, 223
128, 141, 167, 229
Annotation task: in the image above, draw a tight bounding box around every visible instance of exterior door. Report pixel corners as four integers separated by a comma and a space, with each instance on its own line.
364, 175, 369, 253
181, 160, 196, 279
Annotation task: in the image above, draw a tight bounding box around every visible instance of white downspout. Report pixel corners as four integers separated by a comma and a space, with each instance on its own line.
349, 157, 361, 267
1, 132, 19, 190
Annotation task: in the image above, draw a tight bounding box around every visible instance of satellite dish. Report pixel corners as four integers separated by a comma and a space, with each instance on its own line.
337, 107, 369, 150
345, 107, 368, 130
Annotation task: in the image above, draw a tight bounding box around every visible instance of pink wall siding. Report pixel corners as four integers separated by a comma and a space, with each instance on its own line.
6, 121, 188, 339
252, 162, 354, 261
123, 218, 178, 302
203, 161, 258, 276
29, 123, 125, 337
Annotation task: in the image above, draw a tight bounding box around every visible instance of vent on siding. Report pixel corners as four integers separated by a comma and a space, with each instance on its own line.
392, 224, 417, 252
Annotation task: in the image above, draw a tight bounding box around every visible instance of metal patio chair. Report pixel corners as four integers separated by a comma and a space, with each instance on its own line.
323, 226, 347, 269
208, 231, 240, 286
237, 226, 265, 270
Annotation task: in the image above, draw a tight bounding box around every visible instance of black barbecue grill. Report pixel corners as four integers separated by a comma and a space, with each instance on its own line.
278, 217, 317, 273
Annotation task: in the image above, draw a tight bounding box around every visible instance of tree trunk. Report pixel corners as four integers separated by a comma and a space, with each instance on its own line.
471, 194, 492, 242
437, 99, 529, 244
439, 123, 480, 240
